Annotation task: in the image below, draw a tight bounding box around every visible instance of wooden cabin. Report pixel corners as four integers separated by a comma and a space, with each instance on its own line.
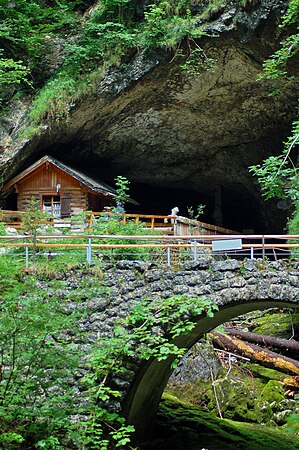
2, 155, 117, 218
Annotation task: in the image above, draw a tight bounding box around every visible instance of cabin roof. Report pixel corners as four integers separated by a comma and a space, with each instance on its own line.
3, 155, 117, 197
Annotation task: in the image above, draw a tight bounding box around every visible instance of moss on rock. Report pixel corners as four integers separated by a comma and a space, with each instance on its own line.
259, 380, 285, 403
167, 364, 297, 426
245, 363, 285, 382
150, 394, 299, 450
251, 312, 299, 338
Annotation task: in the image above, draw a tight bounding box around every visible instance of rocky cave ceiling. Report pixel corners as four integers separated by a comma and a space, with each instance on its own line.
1, 1, 299, 233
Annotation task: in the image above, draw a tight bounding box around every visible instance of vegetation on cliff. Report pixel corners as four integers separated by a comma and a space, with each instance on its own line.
0, 0, 203, 116
1, 0, 264, 127
249, 0, 299, 231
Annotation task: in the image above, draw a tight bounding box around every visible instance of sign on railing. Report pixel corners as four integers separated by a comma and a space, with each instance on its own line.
212, 239, 242, 252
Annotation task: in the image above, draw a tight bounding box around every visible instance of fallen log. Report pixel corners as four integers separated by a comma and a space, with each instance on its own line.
210, 331, 299, 375
283, 376, 299, 390
224, 327, 299, 353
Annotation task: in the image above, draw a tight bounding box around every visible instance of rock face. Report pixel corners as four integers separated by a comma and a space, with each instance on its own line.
0, 0, 298, 232
168, 339, 221, 383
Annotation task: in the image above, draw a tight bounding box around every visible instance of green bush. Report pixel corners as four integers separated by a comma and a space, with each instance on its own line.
92, 217, 161, 260
287, 203, 299, 258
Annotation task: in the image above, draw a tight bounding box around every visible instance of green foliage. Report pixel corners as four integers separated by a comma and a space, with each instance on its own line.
0, 0, 80, 104
0, 53, 30, 100
251, 0, 299, 216
249, 156, 294, 200
35, 436, 64, 450
288, 202, 299, 234
0, 252, 218, 448
286, 413, 299, 435
66, 21, 136, 71
281, 0, 299, 26
92, 218, 159, 260
258, 0, 299, 88
180, 46, 215, 76
127, 295, 218, 365
29, 75, 79, 124
139, 0, 196, 49
249, 121, 299, 205
114, 175, 130, 207
22, 197, 48, 235
287, 202, 299, 257
0, 258, 81, 448
22, 197, 51, 262
0, 432, 25, 449
0, 256, 22, 295
0, 220, 6, 235
257, 33, 299, 86
187, 203, 205, 220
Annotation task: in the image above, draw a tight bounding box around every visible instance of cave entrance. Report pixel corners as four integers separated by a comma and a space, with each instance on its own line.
127, 182, 267, 233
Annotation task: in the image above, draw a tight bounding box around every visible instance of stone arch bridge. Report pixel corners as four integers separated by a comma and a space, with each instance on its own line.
82, 257, 299, 436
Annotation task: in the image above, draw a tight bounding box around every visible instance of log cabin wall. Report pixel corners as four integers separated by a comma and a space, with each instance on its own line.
16, 163, 88, 216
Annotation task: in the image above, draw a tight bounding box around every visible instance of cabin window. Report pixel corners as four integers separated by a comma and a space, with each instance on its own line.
42, 195, 61, 217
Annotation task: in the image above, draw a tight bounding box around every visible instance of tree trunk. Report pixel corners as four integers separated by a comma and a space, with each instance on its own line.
224, 327, 299, 353
210, 331, 299, 375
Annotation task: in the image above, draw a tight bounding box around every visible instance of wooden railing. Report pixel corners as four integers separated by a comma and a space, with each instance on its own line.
1, 209, 240, 236
87, 212, 238, 236
0, 210, 54, 229
0, 210, 25, 229
174, 215, 238, 236
88, 212, 177, 233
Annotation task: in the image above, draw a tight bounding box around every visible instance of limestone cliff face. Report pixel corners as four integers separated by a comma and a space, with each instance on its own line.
0, 0, 298, 232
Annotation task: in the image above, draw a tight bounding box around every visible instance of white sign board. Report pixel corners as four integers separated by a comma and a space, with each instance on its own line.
212, 239, 242, 252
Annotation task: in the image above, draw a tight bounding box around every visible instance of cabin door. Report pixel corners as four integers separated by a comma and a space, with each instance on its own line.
42, 195, 61, 217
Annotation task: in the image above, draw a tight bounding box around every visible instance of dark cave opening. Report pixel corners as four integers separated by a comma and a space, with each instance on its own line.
126, 182, 270, 233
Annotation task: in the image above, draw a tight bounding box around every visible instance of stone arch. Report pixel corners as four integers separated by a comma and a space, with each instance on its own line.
122, 299, 297, 437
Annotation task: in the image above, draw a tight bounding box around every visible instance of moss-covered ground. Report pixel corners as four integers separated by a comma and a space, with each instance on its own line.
142, 394, 299, 450
251, 311, 299, 338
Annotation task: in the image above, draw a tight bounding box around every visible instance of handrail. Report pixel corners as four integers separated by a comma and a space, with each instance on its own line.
0, 234, 298, 250
0, 234, 299, 240
1, 234, 298, 268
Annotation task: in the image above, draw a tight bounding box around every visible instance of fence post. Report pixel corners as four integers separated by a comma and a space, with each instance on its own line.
25, 245, 29, 269
167, 247, 171, 266
262, 235, 265, 263
87, 238, 92, 264
193, 239, 197, 261
250, 247, 254, 260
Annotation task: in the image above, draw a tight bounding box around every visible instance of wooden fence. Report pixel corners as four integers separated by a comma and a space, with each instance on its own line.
1, 210, 239, 236
0, 210, 54, 229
